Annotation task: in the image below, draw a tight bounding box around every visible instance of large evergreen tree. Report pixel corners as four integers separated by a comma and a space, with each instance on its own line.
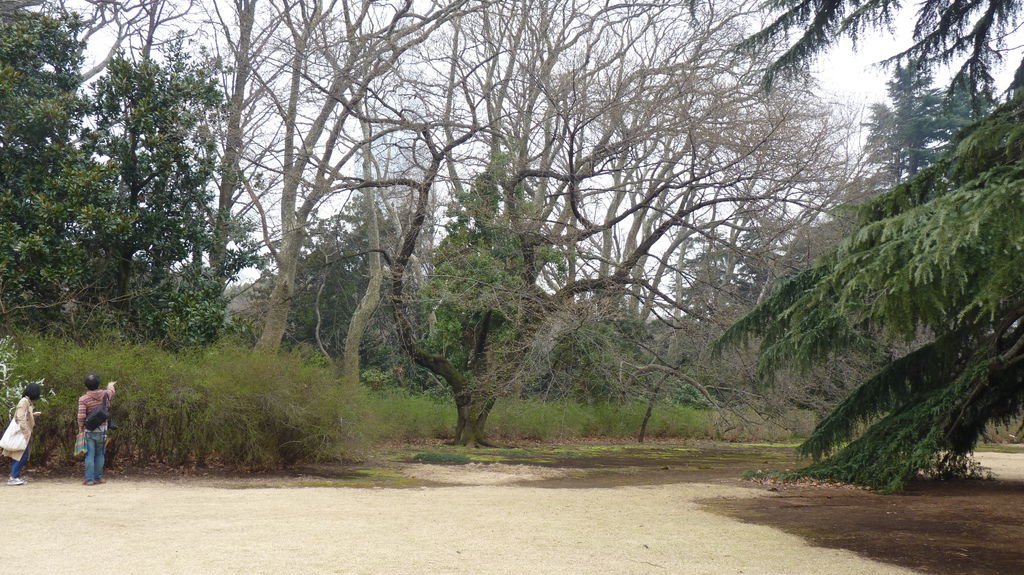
288, 209, 373, 356
721, 0, 1024, 489
864, 65, 984, 187
87, 44, 241, 345
0, 13, 108, 328
0, 11, 253, 346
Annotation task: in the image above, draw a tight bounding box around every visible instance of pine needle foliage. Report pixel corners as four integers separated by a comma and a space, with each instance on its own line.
745, 0, 1024, 96
717, 95, 1024, 490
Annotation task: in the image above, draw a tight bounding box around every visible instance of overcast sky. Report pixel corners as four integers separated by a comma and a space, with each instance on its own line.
815, 34, 904, 105
812, 16, 1023, 106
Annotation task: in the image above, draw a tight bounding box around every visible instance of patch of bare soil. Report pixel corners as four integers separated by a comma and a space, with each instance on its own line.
704, 451, 1024, 575
10, 442, 1021, 574
399, 462, 571, 485
7, 478, 916, 574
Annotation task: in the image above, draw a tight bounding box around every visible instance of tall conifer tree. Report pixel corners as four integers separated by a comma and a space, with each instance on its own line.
721, 0, 1024, 489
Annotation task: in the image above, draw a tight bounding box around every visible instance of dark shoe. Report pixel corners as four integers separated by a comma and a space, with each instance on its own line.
95, 479, 106, 484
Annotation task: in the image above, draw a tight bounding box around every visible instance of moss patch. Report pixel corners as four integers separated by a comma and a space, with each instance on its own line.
975, 443, 1024, 454
382, 441, 798, 484
223, 467, 430, 489
412, 452, 472, 465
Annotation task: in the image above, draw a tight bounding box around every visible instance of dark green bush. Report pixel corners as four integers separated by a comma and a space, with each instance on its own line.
11, 335, 367, 469
2, 335, 810, 472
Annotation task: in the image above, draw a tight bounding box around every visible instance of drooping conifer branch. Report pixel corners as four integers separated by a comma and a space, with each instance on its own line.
719, 94, 1024, 490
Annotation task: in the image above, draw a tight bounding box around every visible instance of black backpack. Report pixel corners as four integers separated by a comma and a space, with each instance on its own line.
84, 393, 111, 431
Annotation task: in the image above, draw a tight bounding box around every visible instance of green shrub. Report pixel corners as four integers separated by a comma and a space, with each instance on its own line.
362, 395, 716, 442
360, 389, 455, 441
10, 335, 367, 469
4, 333, 811, 470
364, 396, 803, 443
487, 399, 714, 441
360, 368, 395, 391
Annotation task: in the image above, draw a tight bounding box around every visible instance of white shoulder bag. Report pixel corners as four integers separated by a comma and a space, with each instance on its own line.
0, 416, 28, 453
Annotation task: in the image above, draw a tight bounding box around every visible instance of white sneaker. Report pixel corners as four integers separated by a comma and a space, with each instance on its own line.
7, 478, 25, 486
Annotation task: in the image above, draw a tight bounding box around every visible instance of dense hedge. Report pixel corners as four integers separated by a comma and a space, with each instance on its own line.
9, 336, 367, 469
1, 336, 811, 472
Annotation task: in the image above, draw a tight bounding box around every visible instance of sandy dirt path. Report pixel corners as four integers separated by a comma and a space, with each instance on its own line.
6, 476, 918, 575
977, 451, 1024, 481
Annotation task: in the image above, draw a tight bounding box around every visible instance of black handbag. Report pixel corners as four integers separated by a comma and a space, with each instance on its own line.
84, 394, 111, 431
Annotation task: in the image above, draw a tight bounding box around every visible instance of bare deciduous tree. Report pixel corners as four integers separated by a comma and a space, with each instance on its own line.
385, 0, 864, 444
203, 0, 282, 277
252, 0, 474, 352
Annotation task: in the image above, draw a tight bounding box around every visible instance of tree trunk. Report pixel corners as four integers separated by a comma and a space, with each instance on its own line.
405, 346, 497, 447
454, 395, 496, 447
255, 27, 305, 353
211, 0, 255, 276
638, 400, 654, 443
638, 381, 662, 444
256, 226, 303, 351
340, 117, 383, 387
385, 135, 502, 446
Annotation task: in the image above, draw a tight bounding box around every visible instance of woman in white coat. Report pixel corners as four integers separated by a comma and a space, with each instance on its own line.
3, 383, 41, 486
